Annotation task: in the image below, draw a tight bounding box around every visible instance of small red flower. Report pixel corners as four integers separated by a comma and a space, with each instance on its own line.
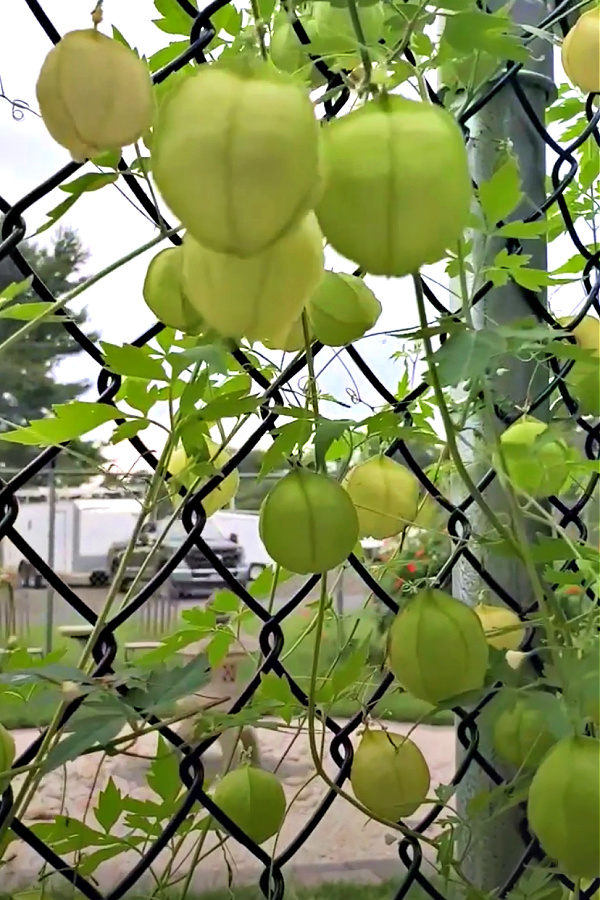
394, 577, 404, 589
565, 585, 584, 595
406, 562, 417, 574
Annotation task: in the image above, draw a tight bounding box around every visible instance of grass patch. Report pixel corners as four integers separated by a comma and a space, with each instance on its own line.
45, 880, 431, 900
150, 881, 427, 900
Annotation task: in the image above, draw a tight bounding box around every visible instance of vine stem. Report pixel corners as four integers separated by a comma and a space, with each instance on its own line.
250, 0, 268, 61
346, 0, 373, 93
302, 310, 319, 431
0, 225, 182, 359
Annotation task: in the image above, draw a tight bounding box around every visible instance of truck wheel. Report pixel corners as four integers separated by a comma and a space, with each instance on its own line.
90, 570, 109, 588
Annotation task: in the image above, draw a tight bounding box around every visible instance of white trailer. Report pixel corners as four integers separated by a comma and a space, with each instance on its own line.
2, 494, 142, 587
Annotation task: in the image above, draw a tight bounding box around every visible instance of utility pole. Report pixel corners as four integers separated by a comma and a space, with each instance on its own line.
448, 0, 557, 891
45, 458, 57, 655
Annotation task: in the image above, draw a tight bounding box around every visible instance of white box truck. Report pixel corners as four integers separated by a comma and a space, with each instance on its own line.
2, 493, 142, 588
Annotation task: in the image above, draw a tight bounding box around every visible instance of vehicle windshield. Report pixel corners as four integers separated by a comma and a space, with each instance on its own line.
163, 519, 227, 543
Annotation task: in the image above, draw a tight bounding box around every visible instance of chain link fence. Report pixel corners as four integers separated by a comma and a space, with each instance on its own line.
0, 0, 598, 898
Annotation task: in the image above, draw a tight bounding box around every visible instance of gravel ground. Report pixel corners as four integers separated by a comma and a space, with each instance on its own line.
3, 721, 455, 894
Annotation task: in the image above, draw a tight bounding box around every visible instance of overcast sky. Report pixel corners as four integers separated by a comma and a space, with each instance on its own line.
0, 0, 590, 477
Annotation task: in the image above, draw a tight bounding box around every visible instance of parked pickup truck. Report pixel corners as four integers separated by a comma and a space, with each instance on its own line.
106, 517, 249, 599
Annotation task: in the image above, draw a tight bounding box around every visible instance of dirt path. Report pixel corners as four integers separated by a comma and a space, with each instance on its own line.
4, 721, 455, 894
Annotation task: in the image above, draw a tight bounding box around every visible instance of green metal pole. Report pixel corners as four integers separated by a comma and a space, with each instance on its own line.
44, 459, 57, 655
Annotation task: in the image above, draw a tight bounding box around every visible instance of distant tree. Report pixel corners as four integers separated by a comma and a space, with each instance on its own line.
0, 227, 104, 485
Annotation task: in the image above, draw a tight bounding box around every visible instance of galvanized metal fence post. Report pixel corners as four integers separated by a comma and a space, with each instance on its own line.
44, 457, 56, 655
452, 0, 556, 890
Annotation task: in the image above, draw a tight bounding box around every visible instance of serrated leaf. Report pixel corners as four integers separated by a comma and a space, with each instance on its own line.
124, 379, 158, 415
44, 707, 128, 772
110, 419, 150, 443
331, 638, 370, 696
170, 344, 230, 375
199, 393, 260, 421
153, 0, 196, 34
0, 402, 122, 445
443, 10, 529, 61
36, 194, 80, 236
147, 735, 182, 805
76, 844, 130, 877
102, 342, 167, 381
479, 155, 522, 225
129, 655, 211, 710
211, 4, 243, 36
259, 419, 311, 478
314, 418, 354, 472
207, 630, 234, 668
497, 220, 548, 239
429, 328, 505, 386
30, 816, 111, 853
95, 777, 123, 832
210, 590, 240, 613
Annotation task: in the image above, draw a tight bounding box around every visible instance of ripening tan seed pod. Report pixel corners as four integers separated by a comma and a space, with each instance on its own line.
36, 29, 154, 161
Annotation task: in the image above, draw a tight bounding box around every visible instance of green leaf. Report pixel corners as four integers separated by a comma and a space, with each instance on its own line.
207, 630, 234, 668
259, 419, 311, 478
102, 342, 167, 381
0, 278, 32, 303
179, 371, 209, 415
110, 419, 150, 443
76, 844, 129, 877
210, 590, 241, 613
44, 706, 128, 771
170, 344, 230, 375
257, 672, 297, 723
36, 194, 80, 235
95, 777, 123, 833
0, 402, 122, 445
442, 10, 529, 61
314, 418, 354, 471
331, 638, 370, 697
112, 25, 134, 49
132, 628, 208, 667
124, 379, 159, 415
199, 393, 260, 421
211, 4, 243, 36
430, 328, 504, 386
497, 220, 548, 239
91, 149, 122, 168
149, 40, 190, 71
0, 302, 66, 321
153, 0, 196, 34
60, 172, 118, 195
479, 154, 522, 225
30, 816, 112, 853
129, 655, 211, 710
147, 735, 182, 805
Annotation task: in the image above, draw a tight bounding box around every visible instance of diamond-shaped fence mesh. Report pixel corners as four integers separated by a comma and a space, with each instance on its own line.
0, 0, 598, 898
